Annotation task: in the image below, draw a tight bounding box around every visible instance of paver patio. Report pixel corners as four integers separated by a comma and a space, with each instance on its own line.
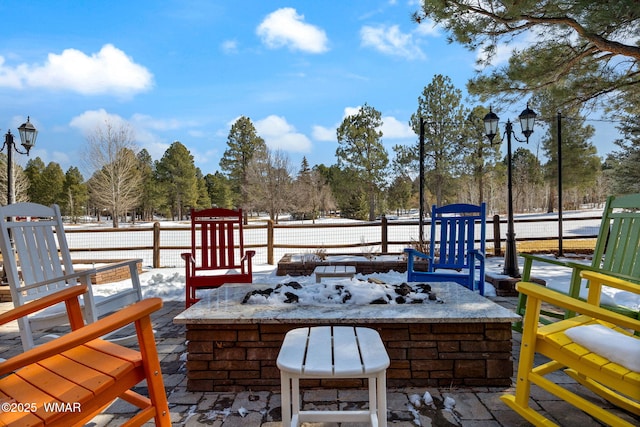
1, 295, 638, 426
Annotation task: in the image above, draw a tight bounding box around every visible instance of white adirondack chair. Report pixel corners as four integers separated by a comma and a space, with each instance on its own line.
0, 202, 143, 350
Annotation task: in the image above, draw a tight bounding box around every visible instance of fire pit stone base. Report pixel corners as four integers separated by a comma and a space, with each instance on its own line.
175, 283, 519, 392
184, 321, 513, 392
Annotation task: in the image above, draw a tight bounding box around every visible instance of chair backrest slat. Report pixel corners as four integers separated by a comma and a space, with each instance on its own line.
0, 203, 76, 304
596, 194, 640, 280
190, 208, 244, 271
430, 203, 486, 270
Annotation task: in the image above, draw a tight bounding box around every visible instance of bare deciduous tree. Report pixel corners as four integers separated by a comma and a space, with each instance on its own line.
245, 149, 294, 223
85, 120, 142, 228
0, 154, 29, 205
293, 166, 335, 223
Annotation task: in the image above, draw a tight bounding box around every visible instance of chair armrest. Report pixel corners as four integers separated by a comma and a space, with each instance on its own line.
582, 270, 640, 297
17, 269, 96, 293
241, 250, 256, 261
0, 297, 162, 375
404, 248, 431, 260
519, 253, 573, 268
181, 252, 195, 278
562, 262, 640, 284
520, 253, 573, 281
0, 285, 87, 327
517, 274, 640, 332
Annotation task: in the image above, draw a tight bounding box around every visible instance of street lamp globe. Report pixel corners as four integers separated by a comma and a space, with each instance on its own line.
17, 116, 38, 154
518, 104, 537, 140
483, 107, 499, 143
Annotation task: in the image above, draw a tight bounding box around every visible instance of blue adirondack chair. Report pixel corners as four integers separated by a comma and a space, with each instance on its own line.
404, 203, 486, 295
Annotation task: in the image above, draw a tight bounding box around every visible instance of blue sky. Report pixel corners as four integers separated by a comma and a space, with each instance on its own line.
0, 0, 620, 176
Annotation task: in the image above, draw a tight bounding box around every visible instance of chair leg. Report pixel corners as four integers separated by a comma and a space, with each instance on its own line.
137, 315, 171, 425
503, 296, 544, 421
280, 373, 292, 427
376, 372, 387, 427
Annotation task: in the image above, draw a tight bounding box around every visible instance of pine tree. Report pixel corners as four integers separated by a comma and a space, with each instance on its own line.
219, 116, 267, 212
137, 149, 164, 221
409, 74, 471, 207
414, 0, 640, 110
204, 172, 234, 209
155, 141, 198, 220
62, 166, 87, 221
336, 103, 388, 221
24, 157, 46, 204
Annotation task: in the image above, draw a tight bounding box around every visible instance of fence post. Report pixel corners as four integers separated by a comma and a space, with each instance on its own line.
153, 222, 161, 268
381, 215, 388, 253
267, 220, 274, 265
492, 215, 502, 256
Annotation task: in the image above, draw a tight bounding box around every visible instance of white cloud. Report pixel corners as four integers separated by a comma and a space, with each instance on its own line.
360, 24, 426, 60
69, 110, 176, 159
381, 116, 414, 138
255, 115, 312, 152
69, 109, 129, 136
313, 107, 414, 142
257, 8, 329, 54
413, 18, 441, 37
343, 106, 362, 118
0, 44, 153, 96
312, 125, 335, 141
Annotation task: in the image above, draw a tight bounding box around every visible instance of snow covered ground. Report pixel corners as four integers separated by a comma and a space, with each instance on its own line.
92, 254, 639, 314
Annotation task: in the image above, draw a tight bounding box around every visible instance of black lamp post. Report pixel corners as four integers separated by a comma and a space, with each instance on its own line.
418, 117, 425, 245
483, 105, 537, 277
3, 117, 38, 205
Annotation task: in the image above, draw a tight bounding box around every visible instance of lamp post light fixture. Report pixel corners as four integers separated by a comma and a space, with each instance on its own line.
2, 117, 38, 205
483, 105, 537, 277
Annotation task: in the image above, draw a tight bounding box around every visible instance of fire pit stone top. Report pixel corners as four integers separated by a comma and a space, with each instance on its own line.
174, 281, 520, 325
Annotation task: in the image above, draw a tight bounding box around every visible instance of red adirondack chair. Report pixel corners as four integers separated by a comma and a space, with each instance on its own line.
182, 208, 256, 308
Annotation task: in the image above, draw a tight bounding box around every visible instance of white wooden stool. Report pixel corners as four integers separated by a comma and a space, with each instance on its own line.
313, 265, 356, 282
277, 326, 390, 427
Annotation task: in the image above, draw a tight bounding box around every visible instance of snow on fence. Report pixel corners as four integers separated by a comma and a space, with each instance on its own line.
63, 214, 603, 268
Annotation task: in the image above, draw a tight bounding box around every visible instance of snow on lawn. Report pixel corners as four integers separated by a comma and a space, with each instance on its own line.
91, 255, 640, 314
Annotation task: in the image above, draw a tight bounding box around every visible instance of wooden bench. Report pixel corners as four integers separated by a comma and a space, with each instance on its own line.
313, 265, 356, 282
277, 326, 390, 427
0, 285, 170, 427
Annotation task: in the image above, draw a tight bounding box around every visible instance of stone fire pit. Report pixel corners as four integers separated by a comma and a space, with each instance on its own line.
174, 282, 520, 392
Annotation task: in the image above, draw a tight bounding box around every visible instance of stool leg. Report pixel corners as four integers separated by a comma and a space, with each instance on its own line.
281, 373, 292, 427
377, 372, 387, 427
368, 376, 378, 426
291, 375, 300, 426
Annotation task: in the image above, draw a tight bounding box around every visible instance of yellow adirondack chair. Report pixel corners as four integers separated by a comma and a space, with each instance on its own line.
0, 284, 170, 426
503, 271, 640, 426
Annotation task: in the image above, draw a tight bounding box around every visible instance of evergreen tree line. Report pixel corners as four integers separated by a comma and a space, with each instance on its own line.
8, 74, 638, 226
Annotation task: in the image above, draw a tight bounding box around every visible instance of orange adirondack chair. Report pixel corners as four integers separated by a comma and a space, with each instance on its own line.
0, 284, 170, 426
182, 208, 255, 308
